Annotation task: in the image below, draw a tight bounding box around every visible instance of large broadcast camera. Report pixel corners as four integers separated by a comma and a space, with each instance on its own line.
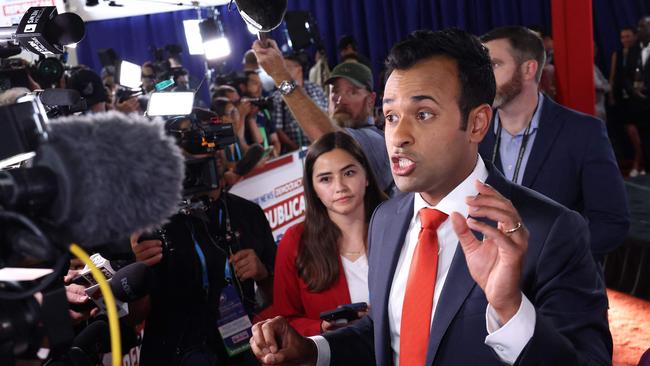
0, 8, 186, 366
0, 7, 84, 91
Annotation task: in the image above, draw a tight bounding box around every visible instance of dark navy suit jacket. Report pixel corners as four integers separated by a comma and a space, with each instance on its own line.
479, 96, 629, 261
323, 164, 612, 365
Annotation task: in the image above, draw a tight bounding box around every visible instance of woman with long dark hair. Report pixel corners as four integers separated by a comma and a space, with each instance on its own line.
271, 131, 387, 336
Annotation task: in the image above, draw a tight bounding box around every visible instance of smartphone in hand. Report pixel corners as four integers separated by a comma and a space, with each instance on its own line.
319, 302, 368, 322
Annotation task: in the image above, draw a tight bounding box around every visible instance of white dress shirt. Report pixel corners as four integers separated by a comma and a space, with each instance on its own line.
311, 156, 536, 366
341, 255, 370, 304
642, 42, 650, 67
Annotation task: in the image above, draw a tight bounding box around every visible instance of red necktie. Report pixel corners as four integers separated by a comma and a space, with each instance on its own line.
399, 208, 448, 366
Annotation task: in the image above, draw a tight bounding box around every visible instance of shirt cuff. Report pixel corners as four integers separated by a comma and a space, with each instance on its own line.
484, 294, 536, 365
308, 335, 331, 366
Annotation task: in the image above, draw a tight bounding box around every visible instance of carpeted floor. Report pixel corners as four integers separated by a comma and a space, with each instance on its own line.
609, 289, 650, 366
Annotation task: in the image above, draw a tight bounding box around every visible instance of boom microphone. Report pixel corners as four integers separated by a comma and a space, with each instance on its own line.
0, 111, 185, 248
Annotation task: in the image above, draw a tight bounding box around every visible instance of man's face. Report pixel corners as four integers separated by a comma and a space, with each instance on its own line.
246, 73, 262, 97
328, 78, 374, 127
285, 59, 303, 82
141, 66, 156, 91
383, 56, 484, 204
340, 45, 356, 58
485, 39, 524, 109
638, 18, 650, 44
221, 102, 239, 124
225, 90, 240, 104
621, 30, 636, 49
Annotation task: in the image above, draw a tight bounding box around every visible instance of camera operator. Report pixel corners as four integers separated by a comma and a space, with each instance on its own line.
141, 61, 157, 93
239, 70, 281, 157
128, 122, 276, 365
66, 68, 109, 113
212, 85, 255, 153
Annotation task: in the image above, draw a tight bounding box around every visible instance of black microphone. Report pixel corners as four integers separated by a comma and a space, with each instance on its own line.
109, 262, 152, 302
72, 320, 110, 355
0, 7, 85, 56
0, 111, 185, 248
234, 143, 265, 176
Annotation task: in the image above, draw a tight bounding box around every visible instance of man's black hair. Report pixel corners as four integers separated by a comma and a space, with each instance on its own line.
385, 28, 495, 130
480, 26, 546, 82
338, 34, 358, 51
621, 26, 637, 34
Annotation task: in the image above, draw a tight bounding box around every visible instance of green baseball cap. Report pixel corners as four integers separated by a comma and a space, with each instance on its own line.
325, 62, 374, 91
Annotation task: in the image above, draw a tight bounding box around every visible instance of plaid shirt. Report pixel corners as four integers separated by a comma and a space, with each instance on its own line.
273, 81, 328, 150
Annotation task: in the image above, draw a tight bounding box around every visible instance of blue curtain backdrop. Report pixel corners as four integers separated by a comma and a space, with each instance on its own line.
76, 0, 650, 103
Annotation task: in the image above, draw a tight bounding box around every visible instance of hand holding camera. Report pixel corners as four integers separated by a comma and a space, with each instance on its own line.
130, 232, 163, 267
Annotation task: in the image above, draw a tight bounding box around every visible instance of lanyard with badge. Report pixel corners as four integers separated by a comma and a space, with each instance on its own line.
490, 103, 539, 183
193, 196, 253, 357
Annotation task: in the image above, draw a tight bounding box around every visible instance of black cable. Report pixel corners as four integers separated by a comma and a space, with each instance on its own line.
0, 210, 68, 300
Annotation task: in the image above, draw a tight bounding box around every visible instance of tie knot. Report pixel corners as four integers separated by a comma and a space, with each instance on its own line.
419, 208, 448, 230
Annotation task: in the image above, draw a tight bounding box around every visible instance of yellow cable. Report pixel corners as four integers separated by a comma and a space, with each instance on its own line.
69, 243, 122, 366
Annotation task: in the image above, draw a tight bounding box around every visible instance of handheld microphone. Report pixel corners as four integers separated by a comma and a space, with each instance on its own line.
0, 111, 186, 248
0, 7, 85, 56
234, 143, 264, 176
109, 262, 151, 302
72, 320, 110, 355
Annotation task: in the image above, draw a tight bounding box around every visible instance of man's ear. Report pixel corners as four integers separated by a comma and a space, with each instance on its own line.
467, 103, 493, 143
522, 60, 539, 82
368, 91, 377, 108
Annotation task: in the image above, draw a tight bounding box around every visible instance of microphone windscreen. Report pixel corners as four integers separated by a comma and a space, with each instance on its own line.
109, 262, 151, 302
235, 0, 287, 31
234, 143, 264, 176
36, 112, 185, 247
40, 88, 81, 106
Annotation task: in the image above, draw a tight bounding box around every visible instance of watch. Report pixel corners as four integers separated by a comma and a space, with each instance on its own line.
278, 79, 297, 96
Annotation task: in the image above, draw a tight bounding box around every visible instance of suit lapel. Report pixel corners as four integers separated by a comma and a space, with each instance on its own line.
424, 167, 510, 365
424, 244, 476, 365
374, 194, 414, 366
521, 96, 564, 187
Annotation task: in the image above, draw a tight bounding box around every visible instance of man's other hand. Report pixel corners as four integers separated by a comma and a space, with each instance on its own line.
250, 316, 317, 365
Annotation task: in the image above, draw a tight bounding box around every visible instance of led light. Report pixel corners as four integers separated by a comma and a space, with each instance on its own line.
146, 92, 195, 116
200, 18, 231, 60
183, 19, 205, 55
203, 37, 231, 60
119, 60, 142, 89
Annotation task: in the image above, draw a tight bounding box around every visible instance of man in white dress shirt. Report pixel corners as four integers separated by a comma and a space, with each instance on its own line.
249, 28, 611, 366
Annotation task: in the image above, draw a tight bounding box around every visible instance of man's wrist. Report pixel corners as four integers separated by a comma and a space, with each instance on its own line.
272, 71, 293, 86
492, 293, 522, 324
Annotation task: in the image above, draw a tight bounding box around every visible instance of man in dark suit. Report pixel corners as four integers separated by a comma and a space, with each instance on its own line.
478, 26, 629, 265
249, 29, 611, 365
